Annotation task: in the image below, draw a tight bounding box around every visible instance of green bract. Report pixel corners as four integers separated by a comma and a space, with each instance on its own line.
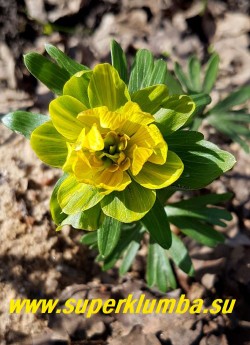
1, 41, 237, 292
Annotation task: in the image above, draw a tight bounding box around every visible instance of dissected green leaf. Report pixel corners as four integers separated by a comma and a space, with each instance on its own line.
110, 40, 128, 84
175, 54, 219, 95
190, 93, 211, 118
97, 216, 121, 258
146, 241, 177, 292
167, 131, 236, 189
173, 192, 233, 207
1, 111, 49, 139
24, 53, 70, 94
170, 217, 225, 247
129, 49, 154, 93
45, 44, 88, 76
128, 49, 167, 93
203, 53, 219, 93
210, 85, 250, 113
207, 111, 250, 152
165, 192, 232, 247
148, 59, 168, 86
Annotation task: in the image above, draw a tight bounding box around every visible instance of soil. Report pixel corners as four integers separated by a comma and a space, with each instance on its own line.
0, 1, 249, 344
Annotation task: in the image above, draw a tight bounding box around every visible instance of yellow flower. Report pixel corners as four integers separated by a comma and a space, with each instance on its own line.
30, 63, 184, 226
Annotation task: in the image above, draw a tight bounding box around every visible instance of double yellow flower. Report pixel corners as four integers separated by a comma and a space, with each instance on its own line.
31, 63, 188, 226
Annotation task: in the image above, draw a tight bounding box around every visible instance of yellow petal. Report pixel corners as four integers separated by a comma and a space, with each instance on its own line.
132, 151, 184, 189
94, 169, 131, 191
128, 125, 155, 148
99, 109, 125, 131
73, 154, 130, 192
77, 107, 107, 128
129, 145, 153, 176
62, 142, 78, 173
73, 152, 97, 181
118, 101, 154, 136
146, 124, 168, 165
84, 124, 104, 151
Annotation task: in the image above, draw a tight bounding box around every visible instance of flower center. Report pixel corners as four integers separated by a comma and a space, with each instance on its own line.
97, 131, 130, 171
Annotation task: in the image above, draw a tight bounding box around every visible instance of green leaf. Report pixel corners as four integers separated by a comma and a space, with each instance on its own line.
207, 111, 250, 152
30, 121, 68, 167
49, 95, 86, 141
80, 231, 97, 245
190, 93, 211, 118
88, 63, 130, 111
101, 182, 156, 223
131, 84, 169, 114
50, 174, 68, 225
1, 111, 49, 139
24, 53, 70, 94
172, 192, 233, 208
165, 192, 232, 247
63, 70, 92, 107
148, 59, 167, 86
129, 49, 153, 93
165, 70, 184, 95
203, 53, 219, 93
166, 206, 231, 227
128, 49, 167, 93
97, 216, 121, 258
45, 44, 88, 76
119, 230, 142, 274
61, 204, 102, 231
154, 95, 195, 136
174, 62, 192, 92
102, 225, 144, 271
50, 174, 102, 231
188, 56, 201, 92
167, 233, 194, 276
170, 217, 225, 247
146, 241, 177, 292
210, 85, 250, 113
156, 188, 175, 205
142, 198, 172, 249
189, 117, 203, 131
51, 174, 101, 232
167, 131, 236, 189
58, 175, 105, 214
110, 40, 128, 84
